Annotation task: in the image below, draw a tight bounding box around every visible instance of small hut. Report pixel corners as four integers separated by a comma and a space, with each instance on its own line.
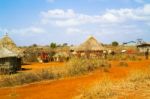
38, 51, 49, 63
53, 52, 70, 62
75, 36, 105, 58
137, 43, 150, 53
0, 47, 21, 74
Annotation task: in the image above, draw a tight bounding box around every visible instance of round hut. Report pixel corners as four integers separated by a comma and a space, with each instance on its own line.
75, 36, 105, 58
53, 52, 70, 62
0, 47, 21, 74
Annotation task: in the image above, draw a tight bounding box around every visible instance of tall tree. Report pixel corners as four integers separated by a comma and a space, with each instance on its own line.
112, 41, 119, 46
50, 42, 57, 49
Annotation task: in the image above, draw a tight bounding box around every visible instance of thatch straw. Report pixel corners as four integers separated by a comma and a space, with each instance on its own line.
76, 36, 105, 51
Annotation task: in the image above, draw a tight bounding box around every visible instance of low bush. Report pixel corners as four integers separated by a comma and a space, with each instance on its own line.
66, 58, 111, 76
77, 69, 150, 99
78, 78, 117, 99
107, 54, 142, 61
0, 69, 58, 87
127, 70, 150, 83
118, 61, 128, 67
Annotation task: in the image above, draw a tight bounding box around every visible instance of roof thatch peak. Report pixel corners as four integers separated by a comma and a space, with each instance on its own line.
76, 36, 105, 51
0, 33, 22, 54
0, 34, 16, 48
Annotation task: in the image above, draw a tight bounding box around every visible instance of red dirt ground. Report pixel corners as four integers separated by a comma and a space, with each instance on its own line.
0, 60, 150, 99
21, 62, 65, 72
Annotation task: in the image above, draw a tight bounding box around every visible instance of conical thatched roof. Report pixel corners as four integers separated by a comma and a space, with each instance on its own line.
0, 47, 18, 58
76, 36, 105, 51
0, 34, 16, 48
0, 34, 22, 54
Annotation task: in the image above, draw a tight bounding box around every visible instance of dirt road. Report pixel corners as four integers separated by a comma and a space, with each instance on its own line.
0, 60, 150, 99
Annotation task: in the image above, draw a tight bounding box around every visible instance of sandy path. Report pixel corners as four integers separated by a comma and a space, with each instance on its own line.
0, 70, 103, 99
0, 60, 150, 99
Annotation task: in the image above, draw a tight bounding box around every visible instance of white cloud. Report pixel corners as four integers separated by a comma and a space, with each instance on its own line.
1, 4, 150, 45
41, 4, 150, 27
143, 4, 150, 14
0, 27, 45, 36
41, 9, 75, 19
66, 28, 82, 34
101, 13, 119, 22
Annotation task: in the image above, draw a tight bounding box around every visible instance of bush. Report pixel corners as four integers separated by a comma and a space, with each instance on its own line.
0, 69, 58, 87
112, 41, 119, 46
79, 78, 116, 99
66, 58, 110, 76
127, 70, 150, 83
118, 61, 128, 67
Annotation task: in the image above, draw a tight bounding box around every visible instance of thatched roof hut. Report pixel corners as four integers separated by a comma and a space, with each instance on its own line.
53, 52, 70, 62
0, 47, 21, 74
75, 36, 105, 58
76, 36, 105, 52
0, 34, 22, 54
137, 43, 150, 53
0, 47, 18, 58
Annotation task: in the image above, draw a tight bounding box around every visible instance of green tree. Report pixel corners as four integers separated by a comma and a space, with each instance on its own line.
112, 41, 119, 46
50, 42, 57, 49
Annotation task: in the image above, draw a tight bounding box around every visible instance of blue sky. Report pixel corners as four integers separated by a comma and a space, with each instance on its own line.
0, 0, 150, 46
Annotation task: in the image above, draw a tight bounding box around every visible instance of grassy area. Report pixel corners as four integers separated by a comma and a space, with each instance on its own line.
107, 54, 142, 61
0, 69, 60, 87
0, 58, 110, 87
66, 58, 111, 76
77, 68, 150, 99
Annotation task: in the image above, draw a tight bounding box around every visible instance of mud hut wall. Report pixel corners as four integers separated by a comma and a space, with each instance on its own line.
76, 50, 103, 58
0, 57, 21, 74
138, 46, 150, 53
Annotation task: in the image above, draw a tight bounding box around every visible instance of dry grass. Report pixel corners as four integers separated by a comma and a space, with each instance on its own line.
77, 68, 150, 99
0, 69, 59, 87
0, 58, 110, 87
78, 78, 116, 99
118, 61, 128, 67
65, 58, 111, 76
107, 54, 142, 61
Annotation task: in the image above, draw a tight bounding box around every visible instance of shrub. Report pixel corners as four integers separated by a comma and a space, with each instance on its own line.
112, 41, 119, 47
0, 69, 58, 87
127, 70, 150, 83
66, 58, 110, 76
79, 78, 116, 99
118, 61, 128, 67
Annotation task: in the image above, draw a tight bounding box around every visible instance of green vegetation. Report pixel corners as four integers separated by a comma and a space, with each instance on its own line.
112, 41, 119, 47
0, 69, 59, 87
66, 58, 111, 76
50, 42, 57, 49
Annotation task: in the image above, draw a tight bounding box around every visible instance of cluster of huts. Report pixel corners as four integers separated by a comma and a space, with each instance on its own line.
0, 33, 150, 74
36, 36, 105, 62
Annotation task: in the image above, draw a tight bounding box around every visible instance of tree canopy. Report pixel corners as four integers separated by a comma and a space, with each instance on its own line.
112, 41, 119, 46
